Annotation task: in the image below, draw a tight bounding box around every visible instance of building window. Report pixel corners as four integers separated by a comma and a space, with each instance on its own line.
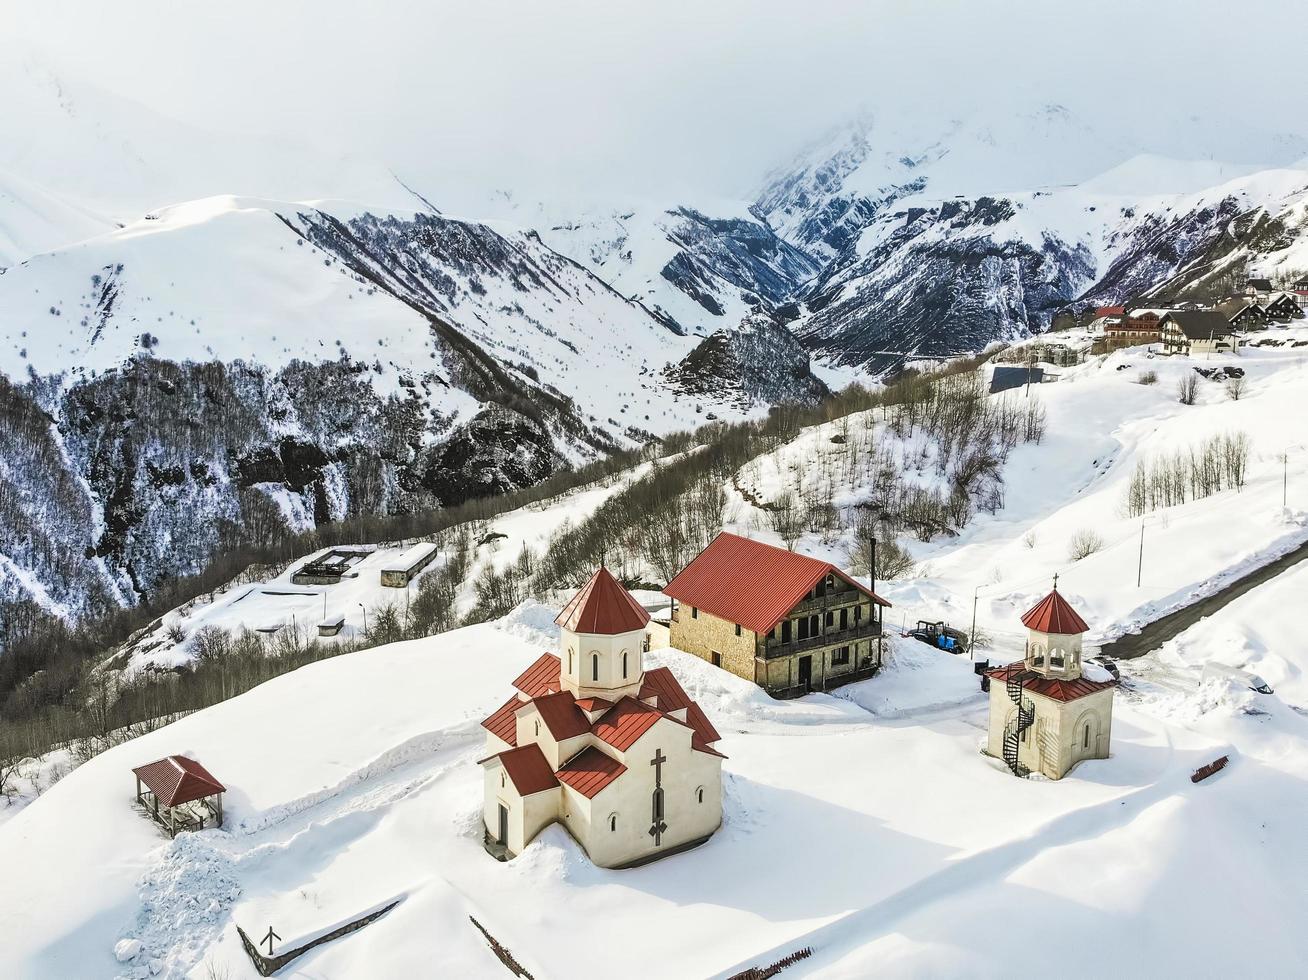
711, 651, 721, 668
567, 648, 574, 674
734, 623, 741, 637
854, 605, 862, 623
592, 654, 599, 681
501, 772, 506, 788
832, 646, 850, 666
824, 611, 834, 628
691, 606, 698, 619
609, 813, 618, 832
534, 720, 540, 737
652, 787, 665, 824
1084, 724, 1090, 749
696, 786, 705, 804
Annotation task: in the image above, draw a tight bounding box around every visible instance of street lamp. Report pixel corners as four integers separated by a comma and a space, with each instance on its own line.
358, 603, 368, 637
969, 584, 981, 661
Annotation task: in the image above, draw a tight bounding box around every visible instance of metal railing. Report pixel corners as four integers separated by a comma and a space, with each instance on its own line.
764, 620, 882, 657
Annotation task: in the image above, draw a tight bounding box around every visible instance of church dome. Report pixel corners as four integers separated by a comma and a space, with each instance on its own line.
1020, 588, 1089, 634
555, 566, 651, 635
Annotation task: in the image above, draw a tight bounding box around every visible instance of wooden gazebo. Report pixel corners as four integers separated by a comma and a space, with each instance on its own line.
132, 755, 226, 837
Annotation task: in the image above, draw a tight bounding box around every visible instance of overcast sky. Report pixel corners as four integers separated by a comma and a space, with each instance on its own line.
9, 0, 1304, 204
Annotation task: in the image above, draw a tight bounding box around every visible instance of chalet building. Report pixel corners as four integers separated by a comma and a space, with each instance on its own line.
1216, 297, 1268, 331
1244, 277, 1274, 301
1100, 306, 1167, 348
132, 755, 226, 837
984, 582, 1116, 779
1260, 292, 1303, 322
1160, 310, 1238, 356
662, 532, 891, 699
478, 567, 724, 868
1292, 277, 1308, 307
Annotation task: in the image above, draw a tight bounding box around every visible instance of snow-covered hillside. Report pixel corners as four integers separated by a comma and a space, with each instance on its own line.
2, 594, 1304, 978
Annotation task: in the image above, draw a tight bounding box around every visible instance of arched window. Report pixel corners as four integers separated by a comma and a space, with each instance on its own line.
567, 648, 574, 674
534, 720, 540, 737
592, 653, 599, 681
500, 772, 506, 788
622, 651, 628, 679
652, 786, 665, 823
696, 786, 704, 804
1083, 723, 1091, 749
609, 813, 618, 832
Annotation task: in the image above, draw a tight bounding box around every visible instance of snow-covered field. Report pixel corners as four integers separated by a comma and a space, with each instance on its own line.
1, 594, 1303, 979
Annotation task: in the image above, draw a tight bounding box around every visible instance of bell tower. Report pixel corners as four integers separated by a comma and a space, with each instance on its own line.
555, 566, 651, 701
1020, 575, 1089, 681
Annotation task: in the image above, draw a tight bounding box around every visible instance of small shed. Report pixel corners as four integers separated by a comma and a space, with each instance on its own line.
380, 542, 439, 588
132, 755, 226, 837
318, 614, 346, 637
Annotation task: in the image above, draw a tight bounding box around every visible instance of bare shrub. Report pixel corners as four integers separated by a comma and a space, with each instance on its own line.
1137, 370, 1158, 385
1225, 376, 1246, 401
1067, 528, 1105, 561
1177, 372, 1198, 405
1022, 529, 1038, 550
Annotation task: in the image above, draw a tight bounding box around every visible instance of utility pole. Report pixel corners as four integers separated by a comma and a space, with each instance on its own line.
969, 584, 980, 661
358, 603, 368, 637
1137, 517, 1146, 588
1283, 451, 1289, 508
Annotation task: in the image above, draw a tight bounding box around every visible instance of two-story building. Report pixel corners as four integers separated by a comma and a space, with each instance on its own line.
1160, 310, 1238, 356
663, 532, 891, 699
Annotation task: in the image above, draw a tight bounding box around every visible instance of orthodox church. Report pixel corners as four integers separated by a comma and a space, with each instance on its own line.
985, 579, 1116, 779
478, 567, 725, 868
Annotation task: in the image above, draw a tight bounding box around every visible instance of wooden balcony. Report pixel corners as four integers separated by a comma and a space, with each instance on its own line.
764, 620, 882, 658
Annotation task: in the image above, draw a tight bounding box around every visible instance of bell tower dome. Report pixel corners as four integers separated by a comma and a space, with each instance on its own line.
555, 566, 651, 701
1020, 576, 1089, 681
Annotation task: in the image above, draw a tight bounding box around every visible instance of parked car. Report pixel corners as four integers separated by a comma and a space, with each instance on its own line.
1202, 662, 1274, 695
906, 620, 968, 653
1089, 655, 1120, 681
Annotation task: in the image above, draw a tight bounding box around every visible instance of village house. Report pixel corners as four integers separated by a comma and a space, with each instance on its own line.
1260, 291, 1304, 323
1292, 276, 1308, 308
984, 582, 1116, 779
1160, 310, 1238, 356
662, 532, 891, 699
1244, 277, 1275, 302
478, 567, 724, 868
1216, 297, 1268, 331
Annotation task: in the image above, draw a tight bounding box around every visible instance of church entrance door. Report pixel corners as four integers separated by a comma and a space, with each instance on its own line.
497, 804, 509, 845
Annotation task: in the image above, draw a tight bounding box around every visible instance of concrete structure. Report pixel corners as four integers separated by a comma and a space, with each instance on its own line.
478, 567, 724, 868
132, 755, 226, 837
317, 614, 346, 637
663, 532, 891, 699
379, 542, 438, 587
984, 582, 1116, 780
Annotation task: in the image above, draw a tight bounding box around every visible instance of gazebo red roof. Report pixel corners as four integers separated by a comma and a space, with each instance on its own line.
1021, 588, 1089, 635
663, 532, 890, 636
131, 755, 226, 807
555, 567, 650, 635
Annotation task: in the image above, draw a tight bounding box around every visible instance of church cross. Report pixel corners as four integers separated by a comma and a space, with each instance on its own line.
648, 749, 668, 845
1052, 572, 1059, 591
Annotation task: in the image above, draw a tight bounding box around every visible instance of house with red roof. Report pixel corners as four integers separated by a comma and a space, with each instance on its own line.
662, 531, 891, 698
984, 580, 1116, 780
478, 567, 724, 868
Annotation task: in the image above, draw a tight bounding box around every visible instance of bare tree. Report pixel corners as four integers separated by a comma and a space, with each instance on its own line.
1177, 372, 1199, 405
1225, 376, 1246, 401
1068, 528, 1105, 561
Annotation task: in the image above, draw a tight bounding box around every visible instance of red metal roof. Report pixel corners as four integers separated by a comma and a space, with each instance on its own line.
132, 755, 226, 807
1096, 305, 1125, 316
662, 531, 890, 636
692, 734, 728, 759
481, 694, 523, 746
574, 696, 613, 713
640, 667, 722, 744
986, 663, 1115, 702
555, 566, 651, 635
1021, 589, 1090, 635
556, 746, 627, 798
593, 697, 665, 751
512, 653, 562, 698
488, 744, 559, 796
527, 691, 592, 741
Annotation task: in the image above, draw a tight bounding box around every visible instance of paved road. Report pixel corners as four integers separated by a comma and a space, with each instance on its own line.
1099, 536, 1308, 661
